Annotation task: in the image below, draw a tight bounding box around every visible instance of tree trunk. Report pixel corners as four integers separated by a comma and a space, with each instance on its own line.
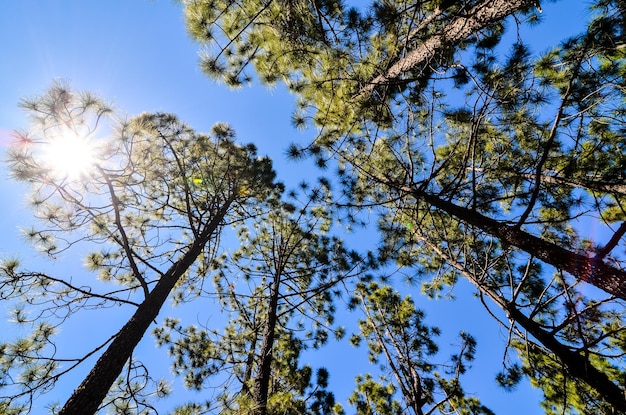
408, 187, 626, 300
359, 297, 425, 415
59, 200, 233, 415
253, 271, 282, 415
504, 303, 626, 413
357, 0, 537, 97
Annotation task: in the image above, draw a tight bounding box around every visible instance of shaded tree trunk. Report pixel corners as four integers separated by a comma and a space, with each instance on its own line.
253, 270, 282, 415
59, 200, 233, 415
406, 186, 626, 300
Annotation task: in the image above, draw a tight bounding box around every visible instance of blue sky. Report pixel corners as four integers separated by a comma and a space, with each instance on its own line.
0, 1, 595, 413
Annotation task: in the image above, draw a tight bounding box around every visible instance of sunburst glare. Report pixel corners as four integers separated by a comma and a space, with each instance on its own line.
42, 127, 99, 180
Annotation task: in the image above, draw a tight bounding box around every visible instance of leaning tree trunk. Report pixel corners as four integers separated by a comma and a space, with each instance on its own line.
422, 238, 626, 412
504, 303, 626, 413
357, 0, 538, 97
59, 200, 233, 415
404, 186, 626, 300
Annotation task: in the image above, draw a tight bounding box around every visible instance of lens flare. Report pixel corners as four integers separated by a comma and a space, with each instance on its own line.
42, 127, 98, 179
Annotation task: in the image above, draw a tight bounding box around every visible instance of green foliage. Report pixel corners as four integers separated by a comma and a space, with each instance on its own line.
103, 359, 172, 415
348, 374, 402, 415
348, 282, 491, 415
4, 0, 626, 413
154, 186, 362, 414
518, 341, 624, 415
1, 83, 281, 412
183, 0, 626, 411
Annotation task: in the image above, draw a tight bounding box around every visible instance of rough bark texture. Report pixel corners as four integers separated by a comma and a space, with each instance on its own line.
253, 271, 281, 415
59, 199, 233, 415
408, 187, 626, 300
358, 0, 536, 96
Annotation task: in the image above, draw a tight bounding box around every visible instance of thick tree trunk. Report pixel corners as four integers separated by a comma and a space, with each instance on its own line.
357, 0, 537, 97
252, 271, 281, 415
406, 187, 626, 300
59, 200, 233, 415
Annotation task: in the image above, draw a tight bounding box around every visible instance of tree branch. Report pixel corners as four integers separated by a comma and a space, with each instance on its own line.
356, 0, 536, 98
97, 165, 150, 299
419, 235, 626, 412
595, 221, 626, 261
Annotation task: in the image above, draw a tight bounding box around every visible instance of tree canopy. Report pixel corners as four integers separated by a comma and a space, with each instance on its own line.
1, 0, 626, 414
1, 84, 281, 413
182, 0, 626, 413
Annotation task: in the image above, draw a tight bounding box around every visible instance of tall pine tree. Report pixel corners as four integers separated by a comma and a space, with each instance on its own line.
182, 0, 626, 412
155, 185, 364, 415
1, 84, 279, 414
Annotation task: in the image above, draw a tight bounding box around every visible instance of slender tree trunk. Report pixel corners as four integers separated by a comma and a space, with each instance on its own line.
240, 335, 258, 397
253, 271, 282, 415
59, 200, 233, 415
407, 187, 626, 300
357, 0, 537, 97
359, 298, 425, 415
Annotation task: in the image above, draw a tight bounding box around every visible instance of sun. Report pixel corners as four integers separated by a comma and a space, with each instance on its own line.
42, 127, 98, 180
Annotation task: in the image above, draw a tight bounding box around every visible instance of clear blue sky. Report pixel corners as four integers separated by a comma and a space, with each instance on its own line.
0, 1, 594, 413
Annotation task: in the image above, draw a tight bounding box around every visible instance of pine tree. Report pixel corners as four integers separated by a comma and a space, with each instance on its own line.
348, 282, 493, 415
182, 0, 626, 412
1, 83, 280, 414
154, 185, 364, 415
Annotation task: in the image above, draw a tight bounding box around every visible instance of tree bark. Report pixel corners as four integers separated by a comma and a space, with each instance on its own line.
405, 186, 626, 300
59, 199, 233, 415
357, 0, 537, 97
253, 270, 282, 415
